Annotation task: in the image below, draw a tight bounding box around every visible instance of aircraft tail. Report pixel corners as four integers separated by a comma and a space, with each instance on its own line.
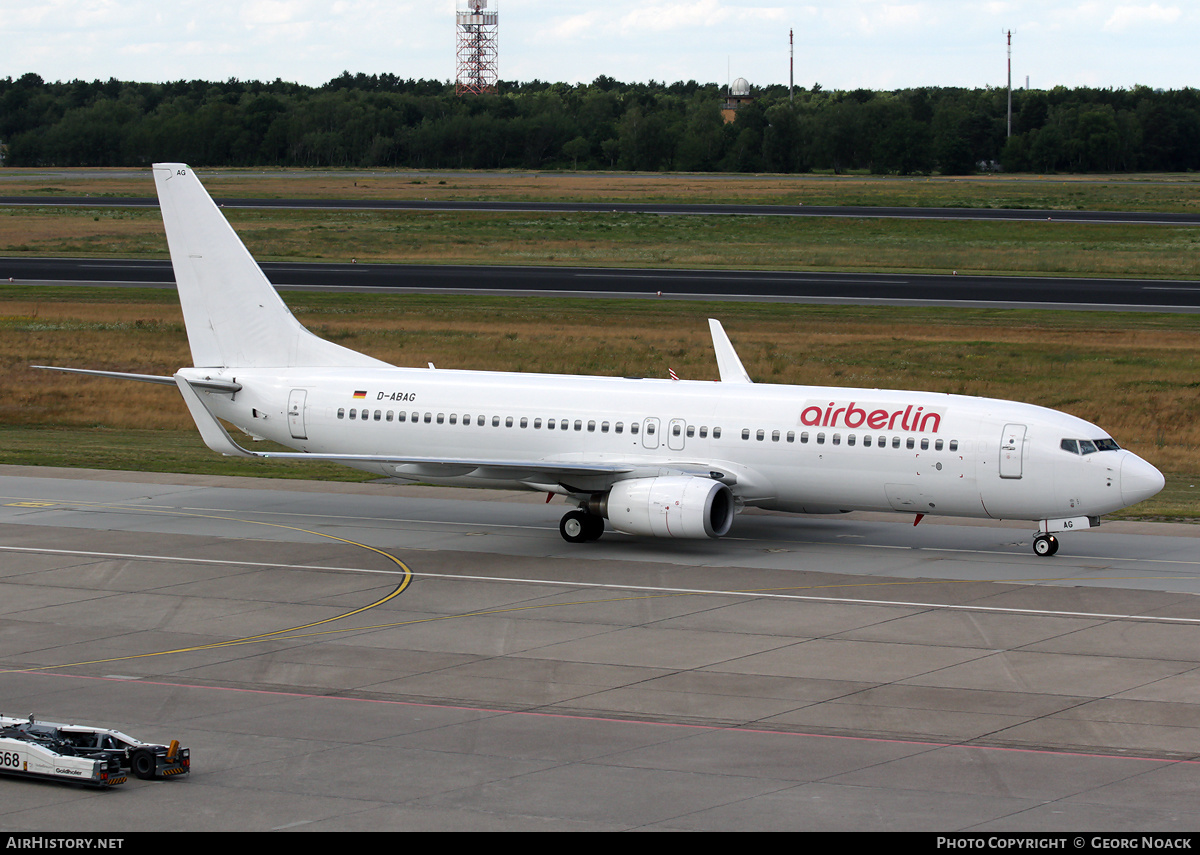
152, 163, 387, 370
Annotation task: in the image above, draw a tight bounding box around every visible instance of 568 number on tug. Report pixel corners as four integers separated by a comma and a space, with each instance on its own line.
0, 715, 190, 788
0, 730, 125, 788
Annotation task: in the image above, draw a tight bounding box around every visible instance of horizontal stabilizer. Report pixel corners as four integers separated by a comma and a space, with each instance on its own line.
35, 365, 241, 393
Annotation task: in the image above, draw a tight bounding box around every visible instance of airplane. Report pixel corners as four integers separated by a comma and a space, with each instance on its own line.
36, 163, 1165, 557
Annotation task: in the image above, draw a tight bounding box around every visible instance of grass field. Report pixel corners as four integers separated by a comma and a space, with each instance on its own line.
2, 169, 1198, 279
3, 167, 1200, 211
2, 205, 1199, 280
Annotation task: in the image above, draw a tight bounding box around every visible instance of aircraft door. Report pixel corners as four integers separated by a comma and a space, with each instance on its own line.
288, 389, 308, 440
999, 423, 1026, 479
642, 417, 660, 449
667, 418, 686, 451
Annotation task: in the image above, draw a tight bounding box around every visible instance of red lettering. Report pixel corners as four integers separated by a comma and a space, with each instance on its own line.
802, 400, 946, 434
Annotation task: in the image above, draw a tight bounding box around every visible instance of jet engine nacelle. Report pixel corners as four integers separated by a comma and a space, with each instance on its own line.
602, 476, 735, 539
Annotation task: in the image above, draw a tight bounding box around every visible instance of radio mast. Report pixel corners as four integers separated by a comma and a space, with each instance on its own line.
789, 29, 794, 103
1006, 29, 1013, 137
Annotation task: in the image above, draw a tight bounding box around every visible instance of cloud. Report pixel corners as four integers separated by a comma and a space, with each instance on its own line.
818, 2, 936, 37
539, 11, 604, 41
617, 0, 787, 34
1104, 3, 1181, 31
240, 0, 305, 26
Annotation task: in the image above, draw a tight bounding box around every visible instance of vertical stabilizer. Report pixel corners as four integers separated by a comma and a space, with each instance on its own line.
153, 163, 387, 370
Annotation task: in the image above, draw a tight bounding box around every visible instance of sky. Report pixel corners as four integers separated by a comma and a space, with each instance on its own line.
2, 1, 1197, 91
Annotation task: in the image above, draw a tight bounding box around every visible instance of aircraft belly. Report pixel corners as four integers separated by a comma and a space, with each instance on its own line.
768, 455, 982, 517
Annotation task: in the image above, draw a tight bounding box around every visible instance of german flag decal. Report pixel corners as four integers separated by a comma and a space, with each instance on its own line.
352, 390, 367, 399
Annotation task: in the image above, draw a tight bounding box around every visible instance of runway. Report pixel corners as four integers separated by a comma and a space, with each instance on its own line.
6, 256, 1200, 311
2, 465, 1199, 831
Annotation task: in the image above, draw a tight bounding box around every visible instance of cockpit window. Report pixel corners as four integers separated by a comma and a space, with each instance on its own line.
1062, 437, 1121, 455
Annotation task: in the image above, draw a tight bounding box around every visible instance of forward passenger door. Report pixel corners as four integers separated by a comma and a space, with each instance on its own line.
999, 424, 1026, 479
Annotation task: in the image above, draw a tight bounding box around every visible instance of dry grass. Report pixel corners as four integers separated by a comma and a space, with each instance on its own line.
3, 206, 1198, 280
2, 169, 1197, 280
0, 207, 164, 255
3, 167, 1200, 211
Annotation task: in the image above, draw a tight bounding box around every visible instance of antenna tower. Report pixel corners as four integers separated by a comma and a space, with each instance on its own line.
1005, 29, 1013, 137
456, 0, 498, 96
789, 29, 794, 103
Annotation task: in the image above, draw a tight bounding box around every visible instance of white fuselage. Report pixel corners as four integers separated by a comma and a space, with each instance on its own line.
46, 164, 1165, 554
193, 364, 1159, 523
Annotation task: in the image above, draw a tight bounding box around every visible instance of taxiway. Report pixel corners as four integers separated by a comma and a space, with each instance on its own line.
5, 256, 1200, 311
1, 466, 1199, 831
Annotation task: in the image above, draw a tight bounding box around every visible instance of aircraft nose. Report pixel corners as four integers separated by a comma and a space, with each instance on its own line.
1121, 453, 1165, 507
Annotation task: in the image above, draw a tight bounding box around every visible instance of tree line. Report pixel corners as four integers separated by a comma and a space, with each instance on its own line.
2, 71, 1198, 174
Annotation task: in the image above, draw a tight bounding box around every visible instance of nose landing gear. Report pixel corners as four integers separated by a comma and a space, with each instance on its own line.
1032, 533, 1059, 556
1029, 515, 1098, 556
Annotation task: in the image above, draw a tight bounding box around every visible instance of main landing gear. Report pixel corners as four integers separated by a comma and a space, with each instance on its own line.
1032, 533, 1059, 556
560, 509, 605, 543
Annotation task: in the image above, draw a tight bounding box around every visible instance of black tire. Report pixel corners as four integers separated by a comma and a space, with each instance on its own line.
560, 510, 603, 543
582, 513, 604, 542
1033, 534, 1054, 557
560, 510, 588, 543
131, 749, 156, 780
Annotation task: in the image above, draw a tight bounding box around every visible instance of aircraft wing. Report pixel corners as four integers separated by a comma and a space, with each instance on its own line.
257, 451, 732, 497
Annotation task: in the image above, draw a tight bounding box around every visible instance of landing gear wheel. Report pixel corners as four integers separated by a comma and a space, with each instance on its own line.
1032, 534, 1059, 557
560, 510, 603, 543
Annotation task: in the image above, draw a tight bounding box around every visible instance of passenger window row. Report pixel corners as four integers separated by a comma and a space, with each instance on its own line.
738, 428, 958, 451
334, 408, 956, 452
336, 409, 722, 438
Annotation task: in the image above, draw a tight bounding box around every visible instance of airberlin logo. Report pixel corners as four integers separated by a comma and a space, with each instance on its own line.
800, 400, 945, 433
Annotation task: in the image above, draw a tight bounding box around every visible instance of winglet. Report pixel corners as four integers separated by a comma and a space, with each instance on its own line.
173, 374, 255, 457
708, 319, 752, 384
